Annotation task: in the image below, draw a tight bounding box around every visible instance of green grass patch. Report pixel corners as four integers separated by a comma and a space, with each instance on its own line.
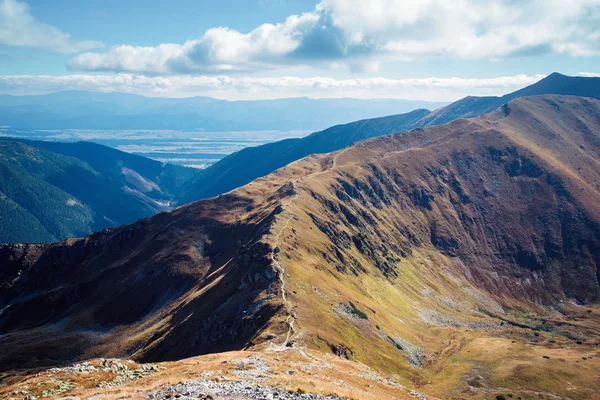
349, 301, 368, 320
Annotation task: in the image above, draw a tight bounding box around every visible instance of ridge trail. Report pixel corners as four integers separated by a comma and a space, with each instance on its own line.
269, 147, 348, 350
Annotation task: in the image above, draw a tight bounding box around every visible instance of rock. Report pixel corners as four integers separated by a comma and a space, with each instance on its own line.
148, 379, 342, 400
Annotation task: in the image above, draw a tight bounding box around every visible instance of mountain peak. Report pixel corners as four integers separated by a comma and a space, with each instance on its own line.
418, 73, 600, 128
544, 71, 567, 79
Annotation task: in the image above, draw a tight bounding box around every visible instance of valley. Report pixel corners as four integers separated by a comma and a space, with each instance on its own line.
2, 73, 598, 246
0, 139, 196, 243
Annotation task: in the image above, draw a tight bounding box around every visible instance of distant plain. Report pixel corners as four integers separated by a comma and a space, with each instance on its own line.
0, 128, 312, 169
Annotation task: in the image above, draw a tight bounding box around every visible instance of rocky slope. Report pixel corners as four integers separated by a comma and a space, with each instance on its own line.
0, 351, 426, 400
1, 95, 600, 399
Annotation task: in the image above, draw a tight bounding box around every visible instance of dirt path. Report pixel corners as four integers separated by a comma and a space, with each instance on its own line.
270, 182, 299, 348
269, 147, 349, 350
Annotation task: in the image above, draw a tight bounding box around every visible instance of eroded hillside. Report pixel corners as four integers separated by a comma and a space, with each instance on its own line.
1, 95, 599, 399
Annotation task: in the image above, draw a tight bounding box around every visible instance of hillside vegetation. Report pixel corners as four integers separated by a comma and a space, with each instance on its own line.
0, 139, 196, 243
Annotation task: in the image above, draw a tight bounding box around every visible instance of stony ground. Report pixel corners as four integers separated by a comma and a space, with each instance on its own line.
148, 379, 343, 400
0, 350, 422, 400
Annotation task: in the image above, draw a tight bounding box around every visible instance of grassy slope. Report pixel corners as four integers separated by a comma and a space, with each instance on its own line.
176, 109, 431, 204
254, 95, 600, 398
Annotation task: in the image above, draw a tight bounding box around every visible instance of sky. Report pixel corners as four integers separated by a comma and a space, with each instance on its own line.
0, 0, 599, 101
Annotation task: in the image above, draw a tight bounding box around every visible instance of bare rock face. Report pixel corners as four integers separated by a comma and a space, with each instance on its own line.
0, 243, 47, 297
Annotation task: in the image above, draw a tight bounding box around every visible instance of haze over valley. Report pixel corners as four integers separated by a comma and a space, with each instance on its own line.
0, 127, 313, 169
0, 93, 447, 168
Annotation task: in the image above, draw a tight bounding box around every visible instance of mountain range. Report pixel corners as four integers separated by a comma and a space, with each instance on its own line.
1, 94, 599, 399
2, 73, 600, 245
176, 72, 600, 203
0, 139, 195, 243
0, 91, 445, 132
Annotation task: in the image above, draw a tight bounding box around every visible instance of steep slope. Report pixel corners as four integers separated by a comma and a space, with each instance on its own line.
1, 96, 600, 399
26, 140, 194, 195
0, 176, 296, 369
0, 91, 445, 132
0, 139, 196, 243
176, 108, 430, 203
420, 72, 600, 126
176, 73, 600, 204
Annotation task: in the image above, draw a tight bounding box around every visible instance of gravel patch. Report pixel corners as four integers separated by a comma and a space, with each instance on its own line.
377, 329, 423, 367
417, 310, 500, 331
42, 379, 74, 397
44, 359, 159, 389
148, 379, 344, 400
409, 389, 428, 400
231, 355, 271, 382
356, 369, 404, 389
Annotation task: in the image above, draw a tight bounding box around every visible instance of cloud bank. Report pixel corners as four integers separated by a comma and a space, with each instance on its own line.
0, 0, 103, 53
67, 0, 600, 74
0, 73, 549, 101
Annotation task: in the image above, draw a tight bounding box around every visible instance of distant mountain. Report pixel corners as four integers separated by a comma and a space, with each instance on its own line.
175, 109, 430, 203
0, 91, 446, 132
2, 96, 599, 400
420, 72, 600, 126
0, 139, 196, 243
176, 73, 600, 204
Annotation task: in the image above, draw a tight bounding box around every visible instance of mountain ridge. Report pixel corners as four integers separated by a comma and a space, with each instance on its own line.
176, 108, 431, 203
1, 95, 599, 399
175, 73, 600, 204
419, 72, 600, 126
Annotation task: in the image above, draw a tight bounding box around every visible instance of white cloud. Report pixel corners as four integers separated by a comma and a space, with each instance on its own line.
578, 71, 600, 77
320, 0, 600, 59
0, 0, 103, 53
0, 73, 548, 101
68, 13, 320, 73
67, 0, 600, 74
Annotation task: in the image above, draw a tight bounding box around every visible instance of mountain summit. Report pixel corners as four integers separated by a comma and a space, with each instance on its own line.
420, 72, 600, 126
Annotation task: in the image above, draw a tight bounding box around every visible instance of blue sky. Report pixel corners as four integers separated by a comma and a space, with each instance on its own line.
0, 0, 599, 100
